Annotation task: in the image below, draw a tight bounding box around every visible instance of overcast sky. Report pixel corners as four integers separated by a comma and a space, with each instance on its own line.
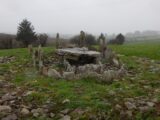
0, 0, 160, 35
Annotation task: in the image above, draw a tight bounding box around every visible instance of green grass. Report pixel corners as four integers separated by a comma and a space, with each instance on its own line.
0, 42, 160, 119
109, 41, 160, 60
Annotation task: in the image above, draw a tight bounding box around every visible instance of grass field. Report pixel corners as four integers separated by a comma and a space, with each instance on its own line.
0, 41, 160, 119
109, 41, 160, 60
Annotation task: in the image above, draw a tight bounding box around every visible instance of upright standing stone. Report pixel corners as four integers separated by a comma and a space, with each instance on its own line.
32, 45, 43, 72
98, 33, 106, 58
28, 44, 33, 55
79, 31, 86, 47
56, 33, 60, 49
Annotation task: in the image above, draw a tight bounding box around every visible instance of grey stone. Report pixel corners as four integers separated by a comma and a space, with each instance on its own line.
31, 108, 43, 114
147, 102, 155, 107
125, 102, 136, 110
139, 106, 150, 112
115, 104, 122, 110
24, 91, 34, 96
125, 98, 134, 102
2, 93, 15, 101
60, 109, 70, 114
117, 66, 126, 78
64, 59, 73, 72
33, 112, 39, 117
1, 114, 17, 120
21, 108, 30, 115
63, 72, 75, 80
113, 58, 120, 67
0, 105, 12, 113
126, 111, 132, 117
48, 69, 61, 79
108, 90, 116, 96
77, 66, 86, 74
59, 115, 71, 120
62, 99, 70, 104
50, 113, 55, 118
85, 71, 101, 78
152, 98, 158, 103
102, 70, 115, 82
0, 80, 6, 87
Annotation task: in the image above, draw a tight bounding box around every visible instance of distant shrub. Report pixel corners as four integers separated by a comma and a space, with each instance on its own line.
70, 34, 97, 46
109, 33, 125, 45
0, 33, 14, 49
37, 33, 48, 47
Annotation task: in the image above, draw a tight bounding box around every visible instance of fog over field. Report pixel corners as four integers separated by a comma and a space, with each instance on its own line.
0, 0, 160, 34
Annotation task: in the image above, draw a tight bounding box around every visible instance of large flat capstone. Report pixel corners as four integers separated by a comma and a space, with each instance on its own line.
56, 47, 100, 65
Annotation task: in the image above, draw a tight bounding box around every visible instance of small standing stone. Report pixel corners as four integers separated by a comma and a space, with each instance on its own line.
56, 33, 60, 49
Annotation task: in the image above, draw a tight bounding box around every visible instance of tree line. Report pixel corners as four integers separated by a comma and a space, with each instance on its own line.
0, 19, 125, 49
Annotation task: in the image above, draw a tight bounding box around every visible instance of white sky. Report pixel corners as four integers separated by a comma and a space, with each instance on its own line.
0, 0, 160, 35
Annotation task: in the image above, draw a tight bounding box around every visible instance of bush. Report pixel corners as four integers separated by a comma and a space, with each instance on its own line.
109, 33, 125, 45
70, 34, 97, 46
0, 33, 14, 49
37, 33, 48, 47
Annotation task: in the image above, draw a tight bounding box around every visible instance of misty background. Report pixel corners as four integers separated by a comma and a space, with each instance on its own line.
0, 0, 160, 36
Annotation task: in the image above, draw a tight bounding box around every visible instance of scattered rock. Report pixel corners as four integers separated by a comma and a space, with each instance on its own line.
62, 99, 70, 104
125, 102, 136, 110
60, 109, 70, 114
50, 113, 55, 118
147, 102, 154, 107
33, 112, 39, 117
108, 90, 116, 96
24, 91, 34, 96
31, 108, 44, 117
71, 108, 84, 116
113, 58, 120, 67
59, 115, 71, 120
1, 114, 17, 120
0, 105, 12, 113
0, 80, 6, 87
48, 69, 61, 79
31, 108, 43, 114
21, 108, 30, 116
126, 111, 132, 117
117, 66, 126, 78
63, 72, 75, 80
0, 56, 16, 64
64, 59, 73, 72
82, 71, 101, 79
2, 93, 15, 101
139, 106, 150, 112
152, 98, 158, 103
102, 70, 115, 83
125, 98, 134, 102
115, 104, 122, 110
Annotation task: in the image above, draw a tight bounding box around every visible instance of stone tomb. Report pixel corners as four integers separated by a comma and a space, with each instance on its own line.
56, 47, 100, 65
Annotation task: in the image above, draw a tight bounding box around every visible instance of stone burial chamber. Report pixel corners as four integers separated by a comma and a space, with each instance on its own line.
56, 47, 101, 66
41, 47, 126, 83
